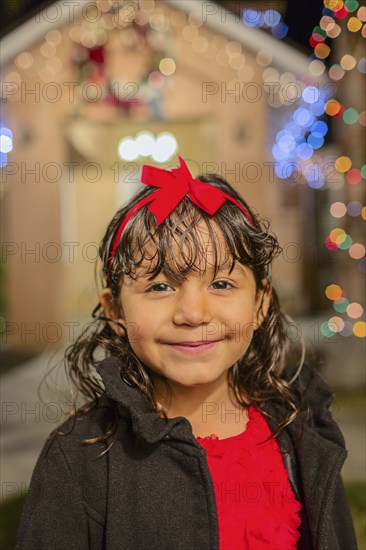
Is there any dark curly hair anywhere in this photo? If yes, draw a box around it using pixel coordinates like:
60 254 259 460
60 169 306 456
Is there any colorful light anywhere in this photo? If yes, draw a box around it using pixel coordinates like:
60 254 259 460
307 132 324 149
0 125 13 167
330 227 347 244
320 15 335 31
263 9 281 27
329 63 345 80
302 86 320 103
340 321 354 337
346 168 362 184
326 237 338 250
347 201 363 216
330 202 347 217
326 284 343 301
358 58 366 73
347 16 362 31
325 99 342 116
349 243 365 259
335 155 352 172
347 303 363 318
271 23 288 39
357 6 366 21
293 107 315 127
340 54 357 70
329 316 345 332
315 43 331 58
309 59 326 75
345 0 359 12
324 0 343 10
326 23 342 38
359 258 366 273
242 9 261 27
333 297 349 313
338 235 353 249
311 120 328 135
353 322 366 337
343 107 359 124
159 57 176 76
320 321 337 337
118 131 178 163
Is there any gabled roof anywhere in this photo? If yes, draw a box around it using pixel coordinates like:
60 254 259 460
1 0 325 82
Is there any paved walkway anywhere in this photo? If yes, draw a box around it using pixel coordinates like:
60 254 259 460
1 348 365 501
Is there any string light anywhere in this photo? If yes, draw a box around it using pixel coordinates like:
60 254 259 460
325 285 365 337
241 8 288 38
0 125 13 168
309 0 365 339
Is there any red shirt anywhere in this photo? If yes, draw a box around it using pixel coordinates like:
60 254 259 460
195 404 302 550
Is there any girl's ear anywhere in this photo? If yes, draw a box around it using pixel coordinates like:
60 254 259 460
99 288 126 337
253 282 272 330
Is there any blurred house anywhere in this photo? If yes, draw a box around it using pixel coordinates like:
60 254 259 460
1 0 364 389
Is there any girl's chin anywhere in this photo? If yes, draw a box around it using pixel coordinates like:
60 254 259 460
161 369 228 387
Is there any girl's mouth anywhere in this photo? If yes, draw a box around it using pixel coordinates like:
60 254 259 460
166 340 222 354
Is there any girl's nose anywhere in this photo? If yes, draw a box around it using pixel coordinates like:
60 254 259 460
172 284 213 326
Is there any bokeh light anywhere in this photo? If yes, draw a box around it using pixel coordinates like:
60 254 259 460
320 321 337 337
329 64 345 80
325 99 342 116
333 297 350 313
326 284 343 300
345 0 359 12
346 168 362 184
315 43 331 58
335 155 352 172
159 57 176 76
330 202 347 217
349 243 366 259
347 201 363 216
357 58 366 73
340 54 357 70
357 6 366 20
340 321 354 337
329 316 345 332
353 322 366 337
347 303 364 318
343 108 359 124
347 16 362 31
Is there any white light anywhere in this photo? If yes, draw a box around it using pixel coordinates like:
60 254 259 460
118 137 139 161
135 132 155 157
0 135 13 154
152 133 178 163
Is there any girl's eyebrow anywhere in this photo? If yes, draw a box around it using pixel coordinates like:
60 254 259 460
134 261 247 281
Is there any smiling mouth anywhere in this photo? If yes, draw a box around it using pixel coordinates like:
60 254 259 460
166 340 223 354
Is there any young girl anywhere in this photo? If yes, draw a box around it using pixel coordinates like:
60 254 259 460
16 157 357 550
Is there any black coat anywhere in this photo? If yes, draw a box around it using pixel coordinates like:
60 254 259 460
15 356 358 550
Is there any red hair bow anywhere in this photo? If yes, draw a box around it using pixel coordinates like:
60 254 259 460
108 156 254 273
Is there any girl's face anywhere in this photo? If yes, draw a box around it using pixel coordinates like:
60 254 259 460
101 221 270 390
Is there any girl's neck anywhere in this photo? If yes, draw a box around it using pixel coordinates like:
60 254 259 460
152 375 249 439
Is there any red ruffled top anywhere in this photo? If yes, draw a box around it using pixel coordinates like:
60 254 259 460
195 404 302 550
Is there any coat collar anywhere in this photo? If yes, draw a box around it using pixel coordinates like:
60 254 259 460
96 355 347 457
96 356 198 446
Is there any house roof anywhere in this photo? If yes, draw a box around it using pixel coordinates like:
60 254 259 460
1 0 326 82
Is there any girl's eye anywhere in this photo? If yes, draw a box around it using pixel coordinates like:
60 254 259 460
145 283 173 293
210 280 235 290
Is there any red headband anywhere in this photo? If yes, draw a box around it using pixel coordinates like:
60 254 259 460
107 156 254 275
